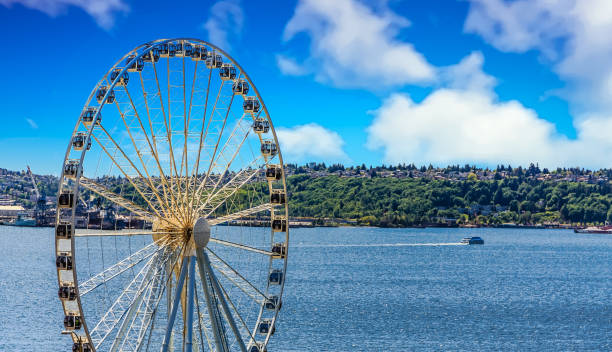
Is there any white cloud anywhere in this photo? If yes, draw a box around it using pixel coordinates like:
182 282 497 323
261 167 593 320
465 0 612 112
276 123 348 162
0 0 129 29
281 0 436 88
464 0 570 54
276 0 612 168
440 52 497 94
203 0 243 51
25 118 38 129
366 52 612 168
276 54 307 76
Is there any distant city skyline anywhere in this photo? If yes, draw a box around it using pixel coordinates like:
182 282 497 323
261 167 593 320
2 0 612 174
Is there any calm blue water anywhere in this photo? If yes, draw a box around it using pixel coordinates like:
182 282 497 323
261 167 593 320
1 225 611 351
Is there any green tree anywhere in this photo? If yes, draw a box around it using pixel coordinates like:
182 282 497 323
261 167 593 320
509 200 519 212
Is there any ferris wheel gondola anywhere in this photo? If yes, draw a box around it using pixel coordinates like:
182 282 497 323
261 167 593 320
55 38 289 352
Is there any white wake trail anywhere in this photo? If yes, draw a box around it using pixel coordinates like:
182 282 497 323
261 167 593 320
292 242 467 248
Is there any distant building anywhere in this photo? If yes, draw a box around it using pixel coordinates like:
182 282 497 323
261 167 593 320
0 205 26 218
0 195 14 206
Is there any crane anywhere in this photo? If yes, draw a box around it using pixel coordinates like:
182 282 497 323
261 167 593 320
26 165 40 200
26 165 46 225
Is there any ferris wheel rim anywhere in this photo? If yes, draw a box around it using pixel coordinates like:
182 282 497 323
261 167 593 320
55 37 290 352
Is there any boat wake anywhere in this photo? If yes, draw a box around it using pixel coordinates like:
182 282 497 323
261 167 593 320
292 242 467 248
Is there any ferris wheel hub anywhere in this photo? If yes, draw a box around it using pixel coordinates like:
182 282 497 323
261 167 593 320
193 217 211 249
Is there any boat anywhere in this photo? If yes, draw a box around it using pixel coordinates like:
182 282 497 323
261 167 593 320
7 213 37 227
461 236 484 245
574 225 612 234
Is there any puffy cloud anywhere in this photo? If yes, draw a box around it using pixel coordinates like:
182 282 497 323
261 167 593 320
465 0 612 112
440 52 497 94
0 0 128 29
464 0 571 54
281 0 435 88
367 91 564 167
203 0 243 51
367 52 612 168
276 123 348 162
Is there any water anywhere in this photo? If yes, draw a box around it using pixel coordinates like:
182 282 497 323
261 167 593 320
1 226 611 351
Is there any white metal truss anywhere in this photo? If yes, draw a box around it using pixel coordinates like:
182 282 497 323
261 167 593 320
208 238 274 257
89 253 159 348
112 247 173 351
89 125 165 214
196 157 265 216
208 203 275 226
207 248 268 304
79 177 155 221
79 242 160 296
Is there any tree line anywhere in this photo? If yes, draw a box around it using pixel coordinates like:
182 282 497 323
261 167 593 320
283 174 612 227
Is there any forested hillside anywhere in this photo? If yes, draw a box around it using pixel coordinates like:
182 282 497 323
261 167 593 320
3 166 612 228
285 174 612 227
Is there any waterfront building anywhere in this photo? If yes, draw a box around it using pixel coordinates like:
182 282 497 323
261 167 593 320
0 205 26 219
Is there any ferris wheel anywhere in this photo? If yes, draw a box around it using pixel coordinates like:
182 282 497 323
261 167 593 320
54 38 289 352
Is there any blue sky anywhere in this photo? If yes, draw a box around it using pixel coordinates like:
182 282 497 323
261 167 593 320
1 0 612 174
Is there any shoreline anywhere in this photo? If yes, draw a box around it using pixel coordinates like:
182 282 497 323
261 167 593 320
0 222 580 230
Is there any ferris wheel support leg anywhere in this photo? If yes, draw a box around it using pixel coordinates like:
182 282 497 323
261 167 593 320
196 249 229 352
204 251 248 352
166 251 175 351
185 256 196 352
161 257 189 352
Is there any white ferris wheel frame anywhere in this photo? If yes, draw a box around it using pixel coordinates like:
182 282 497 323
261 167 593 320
54 38 290 352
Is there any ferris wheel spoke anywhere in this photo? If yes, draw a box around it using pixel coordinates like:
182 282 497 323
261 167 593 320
79 242 160 296
198 93 235 190
206 248 267 304
94 122 166 206
194 155 264 215
124 82 176 213
89 250 161 348
205 105 260 182
208 203 275 226
109 85 167 216
152 59 183 220
88 126 169 220
204 80 250 180
180 60 198 220
197 249 248 352
74 232 182 250
195 111 253 214
171 54 191 213
165 55 181 190
108 247 173 352
137 70 181 220
190 69 217 182
209 238 275 257
79 177 154 221
114 253 169 352
192 75 236 205
75 230 158 237
198 164 265 218
180 55 190 180
188 66 213 218
166 55 194 214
